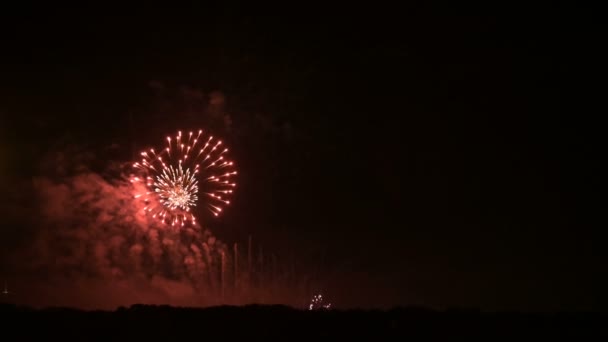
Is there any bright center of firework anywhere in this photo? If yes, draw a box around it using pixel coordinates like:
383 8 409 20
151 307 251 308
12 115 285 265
166 185 192 208
155 165 199 211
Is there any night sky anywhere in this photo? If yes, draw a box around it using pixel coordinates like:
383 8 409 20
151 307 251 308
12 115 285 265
0 4 604 311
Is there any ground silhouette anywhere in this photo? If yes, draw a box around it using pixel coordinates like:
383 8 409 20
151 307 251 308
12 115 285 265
1 303 604 339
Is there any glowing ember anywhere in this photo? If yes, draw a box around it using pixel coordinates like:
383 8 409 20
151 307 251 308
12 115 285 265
309 294 332 310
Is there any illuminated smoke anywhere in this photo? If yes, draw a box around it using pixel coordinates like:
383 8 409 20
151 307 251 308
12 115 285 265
4 146 315 310
1 147 232 309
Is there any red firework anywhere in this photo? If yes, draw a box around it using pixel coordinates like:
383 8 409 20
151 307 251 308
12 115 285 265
131 129 237 227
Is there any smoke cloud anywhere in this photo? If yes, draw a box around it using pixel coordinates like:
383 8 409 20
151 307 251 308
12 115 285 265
0 86 315 310
5 147 230 309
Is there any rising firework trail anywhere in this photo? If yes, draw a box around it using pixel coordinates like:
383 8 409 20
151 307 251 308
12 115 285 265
131 129 237 227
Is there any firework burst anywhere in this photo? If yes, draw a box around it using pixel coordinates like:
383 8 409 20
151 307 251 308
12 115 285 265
131 129 237 227
309 294 332 310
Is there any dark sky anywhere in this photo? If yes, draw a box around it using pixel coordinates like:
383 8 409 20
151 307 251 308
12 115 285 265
0 4 604 311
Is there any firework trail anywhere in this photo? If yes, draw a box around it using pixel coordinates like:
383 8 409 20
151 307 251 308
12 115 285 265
132 129 237 227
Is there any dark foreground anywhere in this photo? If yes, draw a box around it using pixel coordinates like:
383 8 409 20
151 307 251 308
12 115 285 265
1 303 605 339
